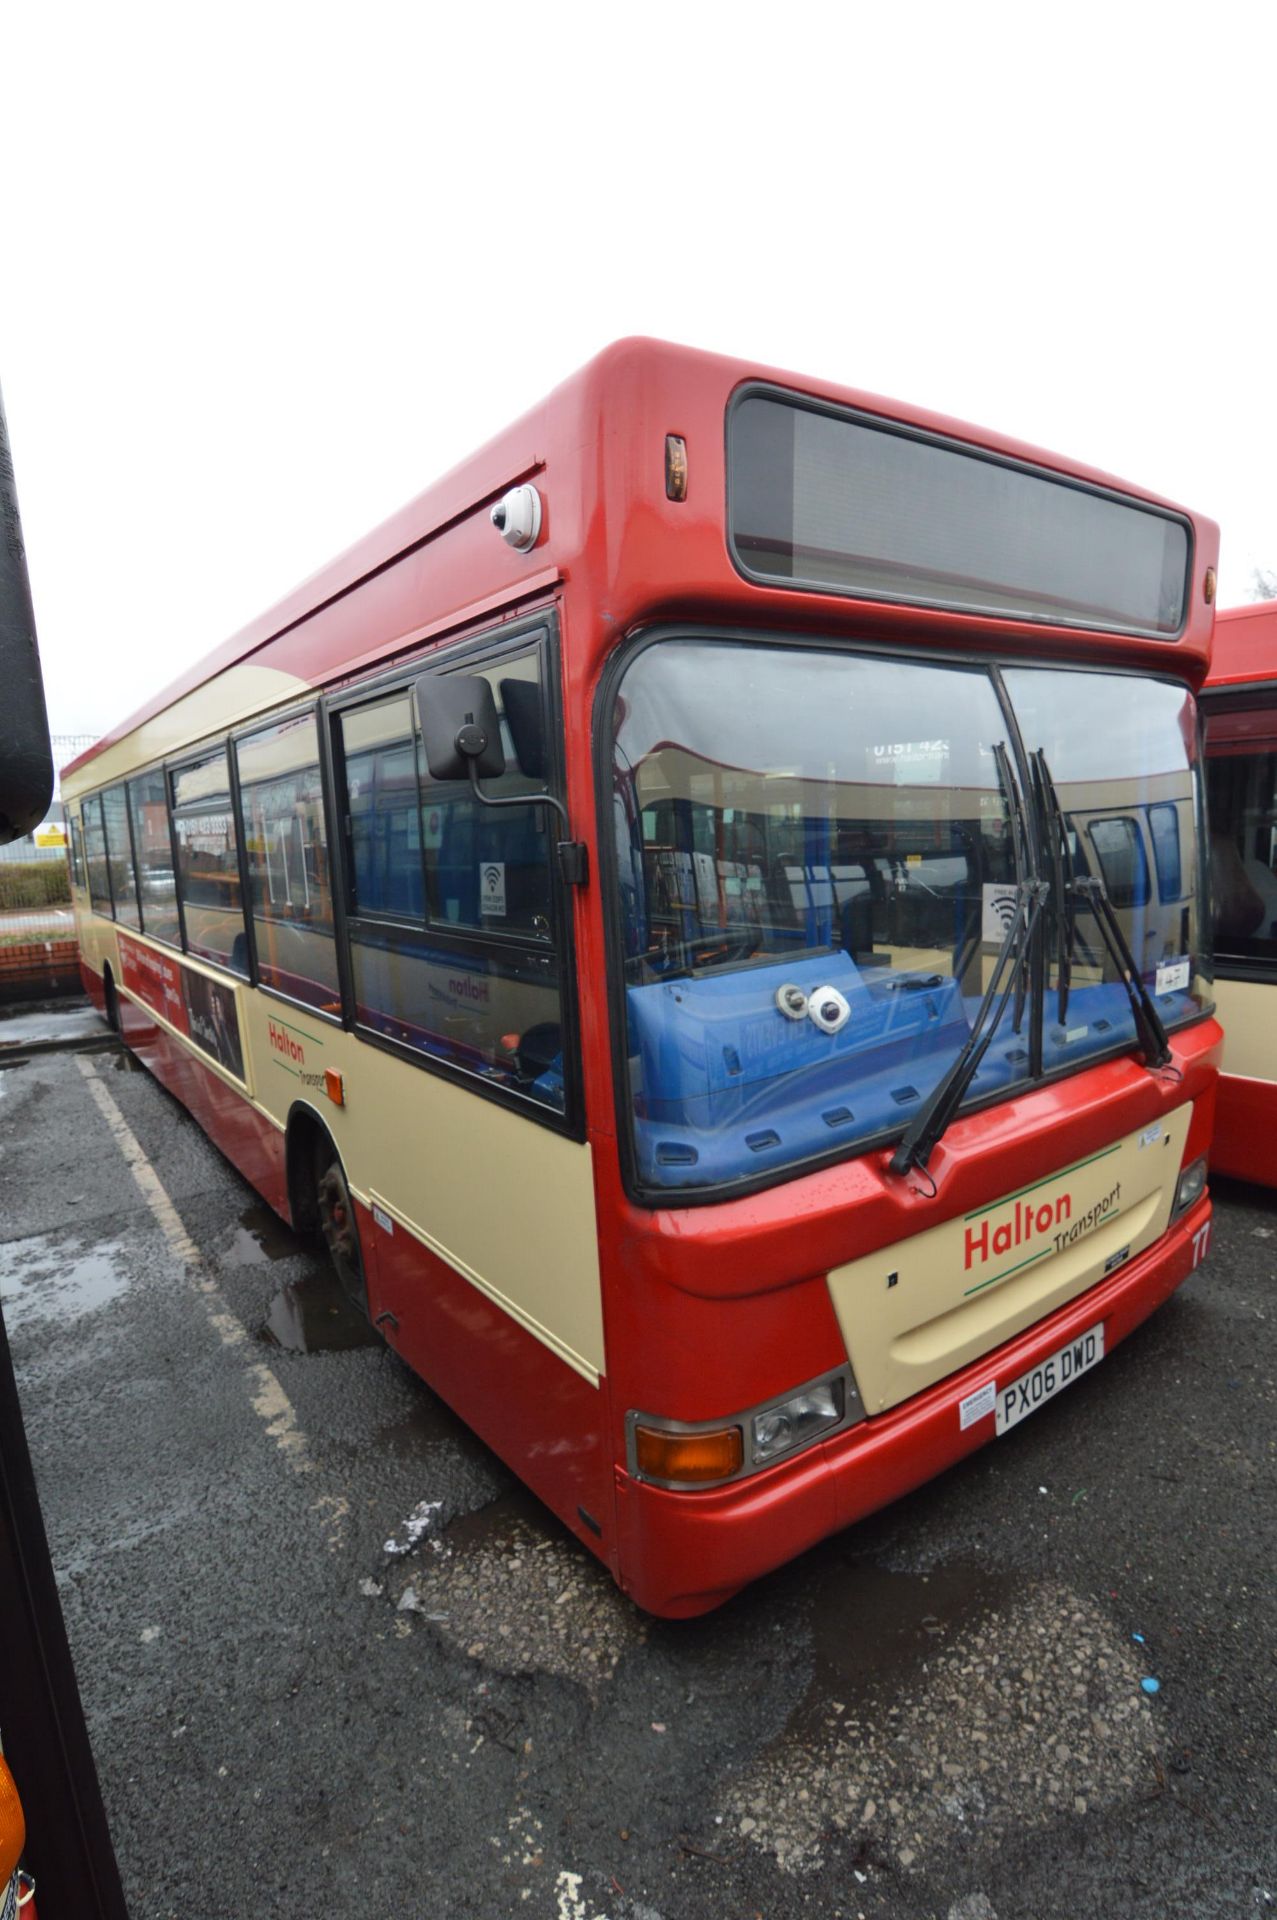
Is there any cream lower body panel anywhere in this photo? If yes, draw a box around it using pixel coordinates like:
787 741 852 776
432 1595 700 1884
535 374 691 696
236 995 606 1386
827 1106 1192 1414
1214 976 1277 1084
84 917 605 1388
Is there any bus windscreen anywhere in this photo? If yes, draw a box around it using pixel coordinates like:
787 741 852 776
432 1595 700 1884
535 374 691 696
729 392 1190 636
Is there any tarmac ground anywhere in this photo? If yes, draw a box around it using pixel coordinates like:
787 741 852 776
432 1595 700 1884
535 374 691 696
2 1004 1274 1920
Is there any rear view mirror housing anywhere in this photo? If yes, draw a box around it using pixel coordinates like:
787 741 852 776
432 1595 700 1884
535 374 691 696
410 662 587 888
413 673 505 782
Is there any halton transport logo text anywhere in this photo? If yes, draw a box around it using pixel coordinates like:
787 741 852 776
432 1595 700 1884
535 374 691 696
964 1181 1122 1271
269 1020 306 1065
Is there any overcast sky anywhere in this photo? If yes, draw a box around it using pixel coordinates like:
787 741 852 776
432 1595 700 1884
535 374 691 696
3 3 1274 760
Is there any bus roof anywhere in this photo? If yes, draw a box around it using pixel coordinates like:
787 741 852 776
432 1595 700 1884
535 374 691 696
63 336 1219 790
1205 600 1277 689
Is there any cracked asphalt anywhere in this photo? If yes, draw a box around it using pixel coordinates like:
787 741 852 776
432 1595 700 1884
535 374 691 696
1 1010 1274 1920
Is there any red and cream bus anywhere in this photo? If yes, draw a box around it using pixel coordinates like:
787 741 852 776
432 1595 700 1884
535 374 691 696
62 340 1220 1616
1203 599 1277 1186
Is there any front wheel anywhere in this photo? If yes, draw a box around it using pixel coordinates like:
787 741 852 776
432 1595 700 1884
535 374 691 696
315 1146 369 1318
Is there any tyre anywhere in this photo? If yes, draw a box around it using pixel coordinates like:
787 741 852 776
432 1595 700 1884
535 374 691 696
314 1142 369 1317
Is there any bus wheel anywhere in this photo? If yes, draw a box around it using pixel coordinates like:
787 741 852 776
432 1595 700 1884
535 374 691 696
315 1146 369 1318
103 965 120 1034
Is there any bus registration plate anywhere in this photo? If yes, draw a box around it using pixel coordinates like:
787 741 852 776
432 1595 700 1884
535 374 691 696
995 1323 1105 1435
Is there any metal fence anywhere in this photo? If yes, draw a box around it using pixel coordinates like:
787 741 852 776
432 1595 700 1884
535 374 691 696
0 735 97 1001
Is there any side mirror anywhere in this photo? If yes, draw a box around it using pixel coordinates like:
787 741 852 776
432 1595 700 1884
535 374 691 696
413 673 505 782
499 676 547 781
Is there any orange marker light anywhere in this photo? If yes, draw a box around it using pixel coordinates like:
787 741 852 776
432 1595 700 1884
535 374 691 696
324 1068 345 1107
1204 567 1217 605
0 1754 26 1888
634 1423 742 1485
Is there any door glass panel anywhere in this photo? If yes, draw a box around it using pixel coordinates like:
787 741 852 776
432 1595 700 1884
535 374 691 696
236 712 340 1012
171 749 248 974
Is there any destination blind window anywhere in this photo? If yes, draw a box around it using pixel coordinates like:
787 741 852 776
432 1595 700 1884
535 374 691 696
728 390 1190 635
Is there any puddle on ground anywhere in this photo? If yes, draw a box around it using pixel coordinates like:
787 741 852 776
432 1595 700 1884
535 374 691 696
795 1554 1013 1739
222 1203 301 1269
0 1005 105 1050
259 1267 380 1353
721 1551 1158 1874
0 1235 132 1330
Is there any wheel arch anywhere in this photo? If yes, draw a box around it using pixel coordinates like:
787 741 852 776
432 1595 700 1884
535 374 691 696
102 960 120 1033
284 1098 338 1234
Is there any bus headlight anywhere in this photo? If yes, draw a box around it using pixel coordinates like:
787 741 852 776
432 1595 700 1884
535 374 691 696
628 1367 862 1488
1174 1156 1207 1216
752 1379 844 1464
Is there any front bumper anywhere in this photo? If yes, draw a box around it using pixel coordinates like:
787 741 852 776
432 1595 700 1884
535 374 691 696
614 1193 1211 1616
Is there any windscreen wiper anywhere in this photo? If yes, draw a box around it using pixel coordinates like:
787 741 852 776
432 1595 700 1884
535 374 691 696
1035 751 1171 1070
1067 876 1172 1068
890 875 1048 1177
996 741 1030 1038
1032 749 1073 1023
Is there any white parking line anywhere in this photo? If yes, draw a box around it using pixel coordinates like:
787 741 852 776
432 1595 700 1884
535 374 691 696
74 1056 331 1504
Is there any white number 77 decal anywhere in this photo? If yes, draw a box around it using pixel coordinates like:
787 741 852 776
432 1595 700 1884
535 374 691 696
1191 1221 1211 1269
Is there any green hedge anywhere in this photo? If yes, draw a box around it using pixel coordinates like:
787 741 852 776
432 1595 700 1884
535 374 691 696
0 860 72 909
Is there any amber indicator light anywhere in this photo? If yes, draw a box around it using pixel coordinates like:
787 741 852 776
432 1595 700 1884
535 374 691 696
665 434 688 502
1204 567 1217 605
324 1067 345 1107
0 1754 26 1887
634 1422 743 1484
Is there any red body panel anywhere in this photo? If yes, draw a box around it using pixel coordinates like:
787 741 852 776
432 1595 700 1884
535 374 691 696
69 341 1224 1615
1204 599 1277 690
62 338 1220 785
114 979 288 1218
1209 1074 1277 1185
370 1214 614 1563
1204 602 1277 1187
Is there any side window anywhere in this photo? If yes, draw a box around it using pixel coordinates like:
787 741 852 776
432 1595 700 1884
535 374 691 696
235 710 340 1014
420 654 554 942
1086 816 1150 909
1148 802 1183 902
1205 703 1277 966
336 644 569 1117
171 748 248 975
128 770 182 945
101 785 140 928
67 808 86 891
83 795 113 916
343 695 424 919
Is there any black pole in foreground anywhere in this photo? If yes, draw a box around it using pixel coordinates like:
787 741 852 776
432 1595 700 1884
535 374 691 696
0 378 130 1915
0 384 53 839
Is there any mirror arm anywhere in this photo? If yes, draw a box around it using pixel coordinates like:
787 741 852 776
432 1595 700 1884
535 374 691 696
465 762 589 887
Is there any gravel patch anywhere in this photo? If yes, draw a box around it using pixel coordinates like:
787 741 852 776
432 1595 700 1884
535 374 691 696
392 1500 645 1692
722 1581 1158 1874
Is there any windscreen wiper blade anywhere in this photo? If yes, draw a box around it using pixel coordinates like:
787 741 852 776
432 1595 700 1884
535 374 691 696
1032 749 1073 1023
995 741 1030 1037
1034 750 1171 1070
1067 875 1172 1069
890 877 1048 1177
